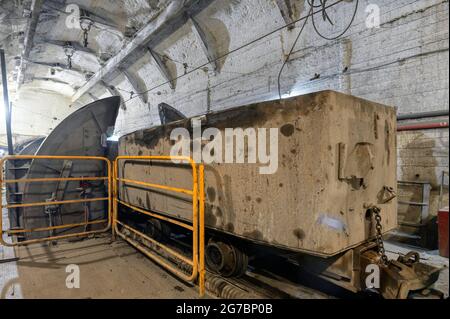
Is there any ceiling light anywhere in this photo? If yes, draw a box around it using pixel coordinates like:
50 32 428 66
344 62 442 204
63 42 75 69
80 10 94 47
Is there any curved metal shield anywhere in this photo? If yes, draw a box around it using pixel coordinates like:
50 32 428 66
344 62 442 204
20 97 120 240
6 137 45 229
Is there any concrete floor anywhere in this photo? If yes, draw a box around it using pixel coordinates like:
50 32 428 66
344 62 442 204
385 241 449 298
1 204 448 299
1 235 203 299
2 236 448 299
1 202 203 299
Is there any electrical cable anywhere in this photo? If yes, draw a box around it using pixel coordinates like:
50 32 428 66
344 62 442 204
311 0 359 41
115 87 134 95
277 0 359 99
114 0 347 109
277 6 313 100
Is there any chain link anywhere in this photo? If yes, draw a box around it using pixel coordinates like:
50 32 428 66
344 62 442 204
83 30 89 48
369 205 389 265
80 14 93 48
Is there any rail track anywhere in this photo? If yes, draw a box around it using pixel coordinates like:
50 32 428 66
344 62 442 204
118 225 446 300
118 226 362 299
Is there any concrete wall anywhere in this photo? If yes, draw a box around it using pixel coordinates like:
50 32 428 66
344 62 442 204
0 88 72 147
104 0 448 137
4 0 449 210
1 89 72 140
106 0 449 216
398 128 449 218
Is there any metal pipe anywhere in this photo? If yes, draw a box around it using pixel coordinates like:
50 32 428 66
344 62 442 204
0 49 14 155
3 197 109 209
199 164 205 297
4 176 108 184
397 121 449 132
117 199 194 231
0 155 113 247
439 171 449 210
117 177 193 195
7 219 108 234
398 110 449 121
1 49 20 230
113 156 203 291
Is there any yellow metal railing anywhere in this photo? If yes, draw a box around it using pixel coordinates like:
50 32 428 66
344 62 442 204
0 156 112 247
113 156 205 297
0 155 206 296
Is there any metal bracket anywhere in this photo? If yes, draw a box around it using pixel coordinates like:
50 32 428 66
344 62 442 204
148 48 176 90
120 68 148 104
158 103 187 125
275 0 295 27
190 16 219 74
100 80 126 110
88 92 98 102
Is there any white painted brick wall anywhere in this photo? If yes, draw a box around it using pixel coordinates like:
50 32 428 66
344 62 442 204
107 0 450 200
398 128 449 215
109 0 448 137
4 0 448 195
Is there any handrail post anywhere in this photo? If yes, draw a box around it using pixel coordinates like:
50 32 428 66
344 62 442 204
112 159 117 241
0 156 112 247
113 156 205 296
198 164 205 297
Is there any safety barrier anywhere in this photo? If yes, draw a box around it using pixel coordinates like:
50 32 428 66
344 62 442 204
113 156 205 297
0 155 205 296
0 156 112 247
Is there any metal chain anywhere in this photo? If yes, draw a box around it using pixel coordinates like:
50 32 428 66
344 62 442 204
83 30 90 48
80 12 93 48
370 205 389 265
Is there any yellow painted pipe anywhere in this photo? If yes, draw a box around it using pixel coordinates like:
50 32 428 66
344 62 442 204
117 178 193 196
116 220 193 266
3 177 108 184
113 156 202 290
6 219 108 234
0 155 113 247
3 197 109 209
0 227 110 247
116 200 194 231
115 229 198 283
198 164 206 297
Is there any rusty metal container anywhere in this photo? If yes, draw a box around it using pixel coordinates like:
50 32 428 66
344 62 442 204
119 91 397 257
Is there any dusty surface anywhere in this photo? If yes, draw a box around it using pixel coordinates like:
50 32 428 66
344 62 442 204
1 234 203 299
19 97 119 237
2 191 448 299
385 240 449 298
119 91 398 257
1 0 447 143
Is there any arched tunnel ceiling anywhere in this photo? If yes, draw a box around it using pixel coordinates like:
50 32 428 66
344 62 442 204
1 0 227 138
0 0 178 137
1 0 171 98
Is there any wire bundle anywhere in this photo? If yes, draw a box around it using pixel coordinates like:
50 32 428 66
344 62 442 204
277 0 360 99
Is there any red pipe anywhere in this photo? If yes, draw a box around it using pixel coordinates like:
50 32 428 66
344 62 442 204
397 121 449 132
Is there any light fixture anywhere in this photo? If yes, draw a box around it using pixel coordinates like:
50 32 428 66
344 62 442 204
79 10 94 47
63 42 75 69
107 134 120 142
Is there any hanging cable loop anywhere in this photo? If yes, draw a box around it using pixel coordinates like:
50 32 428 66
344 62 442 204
277 0 359 99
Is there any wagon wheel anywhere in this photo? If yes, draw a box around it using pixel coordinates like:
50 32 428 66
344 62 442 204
205 240 248 278
145 218 171 242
